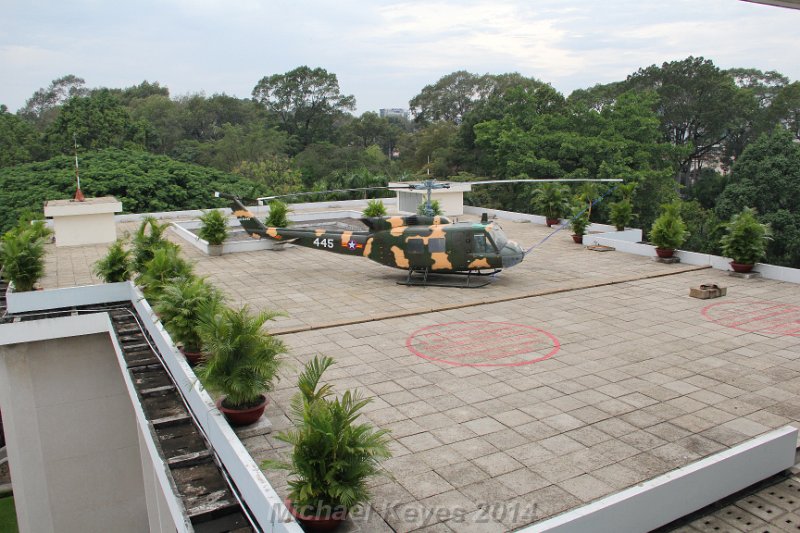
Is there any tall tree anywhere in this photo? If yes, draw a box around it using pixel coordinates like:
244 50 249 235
409 71 493 124
0 105 41 167
252 66 355 151
18 75 88 129
626 57 740 185
44 89 133 152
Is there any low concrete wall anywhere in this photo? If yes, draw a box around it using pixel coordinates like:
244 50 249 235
472 206 800 285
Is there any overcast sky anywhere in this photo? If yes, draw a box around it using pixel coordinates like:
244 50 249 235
2 0 799 115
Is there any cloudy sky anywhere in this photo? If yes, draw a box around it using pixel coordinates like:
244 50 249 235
2 0 799 115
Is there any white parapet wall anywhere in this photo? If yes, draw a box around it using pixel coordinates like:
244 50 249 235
528 425 798 533
44 196 122 247
469 205 800 285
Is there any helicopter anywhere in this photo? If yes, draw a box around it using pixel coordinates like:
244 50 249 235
216 178 622 288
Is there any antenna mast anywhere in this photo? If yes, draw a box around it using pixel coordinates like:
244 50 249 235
73 133 84 202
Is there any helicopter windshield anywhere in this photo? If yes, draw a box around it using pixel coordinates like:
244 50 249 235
487 226 507 250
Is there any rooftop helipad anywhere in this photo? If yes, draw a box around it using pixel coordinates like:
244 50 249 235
40 210 800 531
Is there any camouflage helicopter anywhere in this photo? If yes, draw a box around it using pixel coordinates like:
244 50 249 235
216 178 621 288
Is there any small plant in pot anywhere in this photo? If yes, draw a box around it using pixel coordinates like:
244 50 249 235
93 239 133 282
155 277 224 365
198 209 228 256
196 305 285 426
569 210 590 244
132 216 171 274
266 200 292 228
649 202 688 258
609 199 634 231
362 199 387 218
720 207 771 273
136 243 194 302
532 183 570 226
264 356 391 531
0 221 49 292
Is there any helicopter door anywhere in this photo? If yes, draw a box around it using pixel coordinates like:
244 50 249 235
405 237 426 268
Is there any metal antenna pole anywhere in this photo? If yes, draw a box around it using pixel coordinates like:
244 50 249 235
73 133 84 202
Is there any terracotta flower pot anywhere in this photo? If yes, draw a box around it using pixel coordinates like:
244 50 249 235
730 261 754 273
655 247 674 258
216 395 268 426
179 346 204 366
284 498 348 532
546 217 559 227
571 234 583 244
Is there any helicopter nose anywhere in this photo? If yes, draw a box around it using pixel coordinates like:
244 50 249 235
501 241 525 268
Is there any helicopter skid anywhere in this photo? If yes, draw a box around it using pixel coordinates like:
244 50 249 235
397 268 501 288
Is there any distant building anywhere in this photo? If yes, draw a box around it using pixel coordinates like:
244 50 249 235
379 108 407 119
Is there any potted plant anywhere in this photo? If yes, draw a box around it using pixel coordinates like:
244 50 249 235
649 202 688 258
136 243 194 302
196 305 285 426
610 182 637 231
532 183 570 226
362 199 387 217
265 356 390 531
93 239 133 282
569 211 590 244
417 199 443 216
266 200 291 228
720 207 771 273
155 277 224 365
132 216 171 274
0 222 48 292
198 209 228 256
609 199 634 231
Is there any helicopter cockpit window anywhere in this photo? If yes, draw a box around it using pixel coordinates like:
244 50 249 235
407 238 424 254
472 234 489 254
487 226 507 249
428 238 445 253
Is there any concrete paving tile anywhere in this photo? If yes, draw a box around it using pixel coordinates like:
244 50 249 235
492 409 535 427
503 486 580 528
459 479 518 508
463 416 507 436
619 429 668 451
515 420 561 440
398 470 454 500
447 437 499 461
530 456 585 483
592 462 649 490
539 434 587 454
564 425 614 447
541 412 584 432
434 462 490 489
419 489 478 523
568 405 611 424
721 417 771 437
558 473 615 503
443 509 507 533
473 451 524 477
646 421 695 442
442 405 484 424
619 452 671 479
506 442 555 465
399 432 444 453
429 425 478 445
416 446 468 469
495 468 550 496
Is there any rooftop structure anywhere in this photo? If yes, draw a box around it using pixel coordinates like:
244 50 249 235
2 199 800 531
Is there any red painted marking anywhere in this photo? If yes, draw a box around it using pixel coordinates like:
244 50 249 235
702 301 800 336
406 320 560 367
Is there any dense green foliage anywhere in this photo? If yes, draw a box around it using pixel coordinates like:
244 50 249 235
3 59 799 266
265 200 291 227
417 199 442 216
196 305 285 408
265 356 391 512
136 243 194 301
721 208 772 265
0 149 258 234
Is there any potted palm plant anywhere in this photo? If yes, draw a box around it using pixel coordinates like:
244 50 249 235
155 277 224 365
569 211 590 244
610 199 634 231
720 207 771 273
93 239 133 282
265 356 391 531
136 243 194 302
266 200 291 228
649 202 688 258
196 305 285 426
1 221 49 292
362 199 387 217
198 209 228 256
532 183 570 226
132 216 171 274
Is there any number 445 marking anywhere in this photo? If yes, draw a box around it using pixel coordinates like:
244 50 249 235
313 237 334 248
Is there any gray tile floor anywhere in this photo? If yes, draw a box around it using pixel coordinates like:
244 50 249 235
42 214 800 532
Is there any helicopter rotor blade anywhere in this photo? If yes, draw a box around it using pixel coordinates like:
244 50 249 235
256 186 414 204
464 178 623 186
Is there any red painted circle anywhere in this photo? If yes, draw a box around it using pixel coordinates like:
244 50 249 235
702 301 800 337
406 320 560 367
